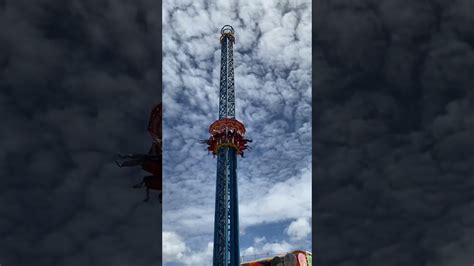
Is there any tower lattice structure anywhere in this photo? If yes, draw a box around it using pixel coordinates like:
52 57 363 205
204 25 251 266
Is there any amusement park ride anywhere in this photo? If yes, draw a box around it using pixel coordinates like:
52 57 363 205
200 25 251 266
240 250 312 266
113 25 311 266
202 25 312 266
115 103 162 202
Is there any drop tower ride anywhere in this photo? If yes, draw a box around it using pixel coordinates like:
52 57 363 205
204 25 251 266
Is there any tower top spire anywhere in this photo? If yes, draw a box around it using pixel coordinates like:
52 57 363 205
220 25 235 43
221 25 234 34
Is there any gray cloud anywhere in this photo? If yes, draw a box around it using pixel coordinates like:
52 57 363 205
315 0 474 265
0 0 162 265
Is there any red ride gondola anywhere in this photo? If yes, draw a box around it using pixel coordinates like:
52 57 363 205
116 104 162 202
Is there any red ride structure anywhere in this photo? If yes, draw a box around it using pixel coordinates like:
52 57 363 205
204 118 252 158
116 103 162 202
240 250 312 266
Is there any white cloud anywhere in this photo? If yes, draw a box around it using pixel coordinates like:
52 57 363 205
239 166 312 228
242 237 295 259
254 236 266 244
163 231 187 262
260 241 295 255
163 231 214 265
285 217 312 240
181 242 214 265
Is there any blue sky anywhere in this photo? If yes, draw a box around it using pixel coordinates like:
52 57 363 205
162 0 312 264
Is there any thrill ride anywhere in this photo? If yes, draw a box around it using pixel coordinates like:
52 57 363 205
116 103 162 202
202 25 251 266
240 250 312 266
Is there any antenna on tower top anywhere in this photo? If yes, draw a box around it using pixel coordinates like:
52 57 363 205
221 25 234 34
220 25 235 43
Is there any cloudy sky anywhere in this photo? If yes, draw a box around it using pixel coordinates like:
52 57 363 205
314 0 474 265
1 0 474 266
162 0 312 265
1 0 162 265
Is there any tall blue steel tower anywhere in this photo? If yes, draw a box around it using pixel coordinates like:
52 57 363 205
204 25 251 266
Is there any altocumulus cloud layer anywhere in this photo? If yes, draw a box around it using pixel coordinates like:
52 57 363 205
0 1 162 265
315 0 474 265
162 0 311 265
